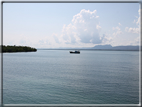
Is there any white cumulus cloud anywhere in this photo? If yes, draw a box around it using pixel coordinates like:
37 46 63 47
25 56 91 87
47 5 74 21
112 26 122 36
136 9 140 25
125 9 140 34
118 23 121 26
60 9 104 45
125 27 139 34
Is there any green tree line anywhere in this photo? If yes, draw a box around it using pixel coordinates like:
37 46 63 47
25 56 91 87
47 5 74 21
1 45 37 53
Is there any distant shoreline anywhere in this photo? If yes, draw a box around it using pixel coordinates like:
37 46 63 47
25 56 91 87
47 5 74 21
37 48 139 51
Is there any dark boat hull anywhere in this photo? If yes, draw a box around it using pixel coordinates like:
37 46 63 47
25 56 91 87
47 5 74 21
70 51 80 54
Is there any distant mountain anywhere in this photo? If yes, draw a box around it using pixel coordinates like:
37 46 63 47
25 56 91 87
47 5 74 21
93 45 112 49
93 45 139 51
112 46 139 50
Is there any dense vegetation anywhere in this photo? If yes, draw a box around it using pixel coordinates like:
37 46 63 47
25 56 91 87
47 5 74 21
1 45 37 53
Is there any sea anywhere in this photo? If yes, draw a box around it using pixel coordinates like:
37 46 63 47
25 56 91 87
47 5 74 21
3 50 139 104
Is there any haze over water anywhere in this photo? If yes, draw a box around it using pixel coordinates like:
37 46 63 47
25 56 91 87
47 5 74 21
3 50 139 104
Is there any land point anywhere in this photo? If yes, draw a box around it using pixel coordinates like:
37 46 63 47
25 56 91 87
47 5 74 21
1 45 37 53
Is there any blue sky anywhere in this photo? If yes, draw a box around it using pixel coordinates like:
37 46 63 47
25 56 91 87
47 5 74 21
3 3 140 48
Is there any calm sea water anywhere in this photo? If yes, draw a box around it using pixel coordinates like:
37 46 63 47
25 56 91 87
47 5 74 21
3 50 139 104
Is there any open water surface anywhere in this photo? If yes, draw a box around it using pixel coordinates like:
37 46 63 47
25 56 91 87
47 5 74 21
3 50 139 104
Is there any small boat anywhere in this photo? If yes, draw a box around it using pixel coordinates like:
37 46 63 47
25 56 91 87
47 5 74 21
70 50 80 54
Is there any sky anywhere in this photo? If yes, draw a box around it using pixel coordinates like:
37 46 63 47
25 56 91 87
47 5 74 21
3 2 140 48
